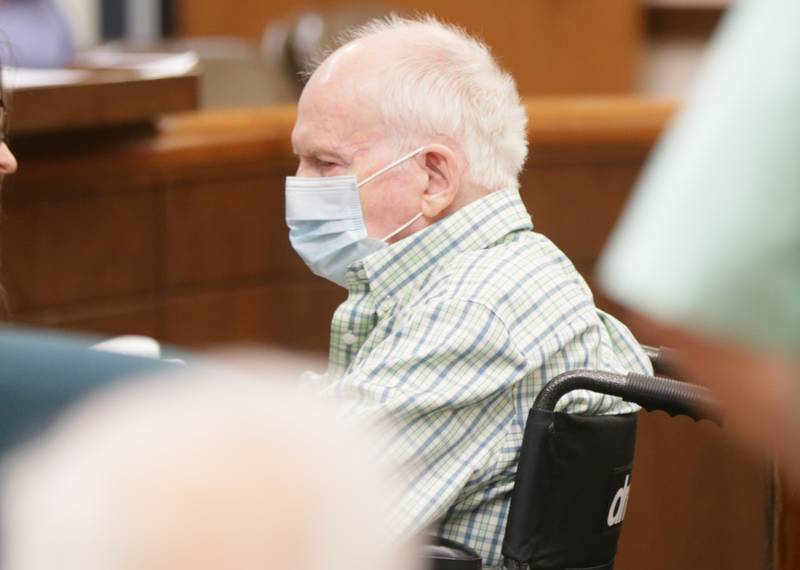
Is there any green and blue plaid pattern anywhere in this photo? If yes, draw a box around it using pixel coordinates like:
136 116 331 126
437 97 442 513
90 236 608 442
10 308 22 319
316 189 650 567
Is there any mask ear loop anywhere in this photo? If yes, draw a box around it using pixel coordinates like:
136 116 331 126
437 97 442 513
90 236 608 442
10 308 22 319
357 146 426 188
358 146 427 242
381 212 424 242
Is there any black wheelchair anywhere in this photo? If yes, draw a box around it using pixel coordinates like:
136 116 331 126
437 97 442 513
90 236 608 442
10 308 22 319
425 346 723 570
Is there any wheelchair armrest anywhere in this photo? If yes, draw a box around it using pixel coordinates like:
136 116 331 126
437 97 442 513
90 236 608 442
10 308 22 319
532 369 723 425
424 535 482 570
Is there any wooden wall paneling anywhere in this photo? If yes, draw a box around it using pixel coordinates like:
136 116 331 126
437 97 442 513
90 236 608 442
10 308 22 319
160 286 291 349
159 281 343 352
617 414 769 570
519 161 644 271
175 0 317 40
646 3 725 40
526 98 674 146
779 479 800 570
175 0 642 95
1 188 158 313
2 136 160 199
160 173 307 289
398 0 642 95
278 281 345 352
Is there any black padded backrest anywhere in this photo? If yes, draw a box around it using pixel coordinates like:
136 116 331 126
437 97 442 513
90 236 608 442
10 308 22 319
502 410 637 570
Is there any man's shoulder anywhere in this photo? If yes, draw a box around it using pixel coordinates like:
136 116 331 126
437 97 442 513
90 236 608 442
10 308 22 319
425 231 592 315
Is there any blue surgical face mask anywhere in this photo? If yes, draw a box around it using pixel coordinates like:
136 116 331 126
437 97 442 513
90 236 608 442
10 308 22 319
285 147 424 287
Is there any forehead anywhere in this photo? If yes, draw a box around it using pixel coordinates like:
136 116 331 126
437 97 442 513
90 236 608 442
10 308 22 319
291 46 385 153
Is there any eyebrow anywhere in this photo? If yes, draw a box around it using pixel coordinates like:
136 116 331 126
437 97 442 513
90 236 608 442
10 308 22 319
291 126 348 161
294 142 345 161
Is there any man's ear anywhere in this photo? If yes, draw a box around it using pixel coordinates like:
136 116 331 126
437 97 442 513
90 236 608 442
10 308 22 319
417 144 461 219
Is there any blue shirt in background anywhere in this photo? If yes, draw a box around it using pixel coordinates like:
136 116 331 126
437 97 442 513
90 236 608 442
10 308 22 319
0 0 74 68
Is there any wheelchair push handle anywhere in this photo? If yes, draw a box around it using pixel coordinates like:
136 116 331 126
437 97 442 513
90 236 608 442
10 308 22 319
625 372 723 425
532 369 724 426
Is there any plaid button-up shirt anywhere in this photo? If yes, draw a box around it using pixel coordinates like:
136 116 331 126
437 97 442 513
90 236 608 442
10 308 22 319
314 188 650 567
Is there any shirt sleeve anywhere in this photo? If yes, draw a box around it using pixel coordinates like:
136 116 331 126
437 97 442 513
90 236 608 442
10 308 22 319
318 298 527 536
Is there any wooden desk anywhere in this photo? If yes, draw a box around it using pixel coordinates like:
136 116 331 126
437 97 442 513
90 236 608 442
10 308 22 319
5 62 199 135
0 97 784 570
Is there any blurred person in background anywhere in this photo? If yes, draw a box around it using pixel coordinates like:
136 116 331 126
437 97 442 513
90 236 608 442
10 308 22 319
0 0 74 68
287 15 651 565
599 0 800 481
1 359 420 570
0 65 19 317
0 84 16 173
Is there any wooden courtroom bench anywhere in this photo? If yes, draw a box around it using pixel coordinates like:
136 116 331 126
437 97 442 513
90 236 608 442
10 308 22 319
0 97 783 570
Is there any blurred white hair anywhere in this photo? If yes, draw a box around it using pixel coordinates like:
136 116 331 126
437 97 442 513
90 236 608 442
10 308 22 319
1 355 418 570
323 14 529 192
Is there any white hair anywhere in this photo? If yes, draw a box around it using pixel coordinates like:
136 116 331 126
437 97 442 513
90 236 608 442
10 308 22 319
330 15 528 192
1 356 418 570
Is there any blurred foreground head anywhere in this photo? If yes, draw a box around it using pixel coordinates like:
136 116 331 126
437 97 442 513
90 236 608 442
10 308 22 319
1 357 418 570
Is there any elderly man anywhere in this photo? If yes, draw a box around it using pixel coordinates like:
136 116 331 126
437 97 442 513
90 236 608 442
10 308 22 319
286 16 650 566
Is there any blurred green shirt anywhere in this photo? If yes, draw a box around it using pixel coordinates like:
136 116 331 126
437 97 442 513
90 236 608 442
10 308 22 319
599 0 800 349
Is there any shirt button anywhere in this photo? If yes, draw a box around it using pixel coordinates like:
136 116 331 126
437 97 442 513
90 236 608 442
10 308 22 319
342 331 358 345
378 302 395 317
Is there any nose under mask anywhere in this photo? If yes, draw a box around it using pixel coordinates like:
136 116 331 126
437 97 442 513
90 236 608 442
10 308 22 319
285 147 425 287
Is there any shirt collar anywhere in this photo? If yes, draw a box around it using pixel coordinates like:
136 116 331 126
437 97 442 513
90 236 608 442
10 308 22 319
345 188 533 305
